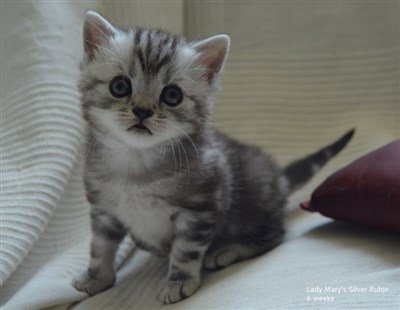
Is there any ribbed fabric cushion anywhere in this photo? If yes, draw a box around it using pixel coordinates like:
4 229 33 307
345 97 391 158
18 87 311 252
1 1 398 310
0 1 86 286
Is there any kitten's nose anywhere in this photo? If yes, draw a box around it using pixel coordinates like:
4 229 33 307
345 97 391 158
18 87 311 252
132 107 154 121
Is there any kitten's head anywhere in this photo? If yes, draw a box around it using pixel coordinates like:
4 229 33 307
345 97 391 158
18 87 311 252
80 11 230 148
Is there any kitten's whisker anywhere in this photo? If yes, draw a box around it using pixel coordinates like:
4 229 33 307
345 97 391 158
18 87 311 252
84 36 119 59
173 82 187 94
176 138 189 172
91 21 112 41
84 39 115 57
174 137 183 175
181 76 200 87
158 141 167 166
185 68 212 72
173 139 182 178
165 121 200 163
118 117 134 121
169 140 177 188
84 135 98 162
83 118 117 164
173 138 182 173
176 138 190 187
90 62 123 70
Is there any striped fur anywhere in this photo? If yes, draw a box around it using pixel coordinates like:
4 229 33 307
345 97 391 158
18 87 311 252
283 129 355 191
72 11 354 304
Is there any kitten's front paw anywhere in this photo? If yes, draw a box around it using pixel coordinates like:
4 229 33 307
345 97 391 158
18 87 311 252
160 279 200 304
72 271 115 295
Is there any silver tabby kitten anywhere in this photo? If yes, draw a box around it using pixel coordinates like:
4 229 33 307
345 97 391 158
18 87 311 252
72 11 354 304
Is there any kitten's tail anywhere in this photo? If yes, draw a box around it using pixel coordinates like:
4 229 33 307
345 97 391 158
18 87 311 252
282 129 355 192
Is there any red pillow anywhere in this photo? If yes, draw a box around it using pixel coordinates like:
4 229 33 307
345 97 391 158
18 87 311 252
301 140 400 233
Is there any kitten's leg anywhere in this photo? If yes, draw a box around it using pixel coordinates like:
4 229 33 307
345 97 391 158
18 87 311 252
72 209 126 295
160 214 215 304
204 232 284 270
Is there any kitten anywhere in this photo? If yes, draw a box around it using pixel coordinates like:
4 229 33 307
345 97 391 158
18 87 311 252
72 11 355 304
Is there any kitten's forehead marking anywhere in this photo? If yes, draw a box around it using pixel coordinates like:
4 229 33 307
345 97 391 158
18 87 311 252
131 27 182 78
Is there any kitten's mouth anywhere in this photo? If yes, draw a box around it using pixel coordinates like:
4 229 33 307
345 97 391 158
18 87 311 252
127 123 153 135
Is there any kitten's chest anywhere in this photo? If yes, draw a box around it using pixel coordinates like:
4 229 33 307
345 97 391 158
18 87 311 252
107 177 177 255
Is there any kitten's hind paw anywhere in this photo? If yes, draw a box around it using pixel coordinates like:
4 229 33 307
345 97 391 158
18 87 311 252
160 279 200 304
72 271 115 295
204 248 238 270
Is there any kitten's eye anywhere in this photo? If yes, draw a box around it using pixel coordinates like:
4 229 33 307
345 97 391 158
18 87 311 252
109 75 132 98
160 85 183 107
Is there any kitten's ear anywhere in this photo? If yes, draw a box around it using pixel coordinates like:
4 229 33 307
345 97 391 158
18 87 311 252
192 34 230 83
83 11 118 60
